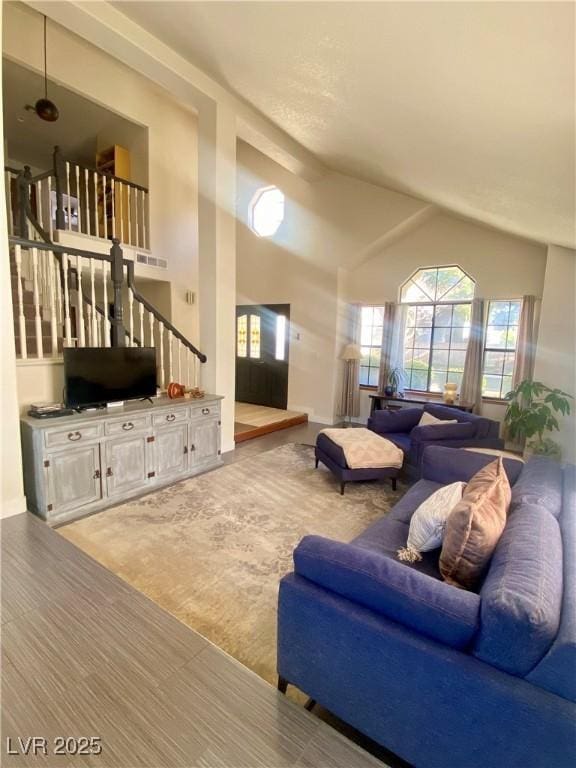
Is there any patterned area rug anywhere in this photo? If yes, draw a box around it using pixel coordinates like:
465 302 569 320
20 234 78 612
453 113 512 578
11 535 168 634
59 444 402 687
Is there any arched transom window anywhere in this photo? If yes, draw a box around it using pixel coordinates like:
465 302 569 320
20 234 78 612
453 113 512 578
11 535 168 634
400 266 475 393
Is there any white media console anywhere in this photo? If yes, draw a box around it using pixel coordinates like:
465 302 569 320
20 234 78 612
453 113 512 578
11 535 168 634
20 395 223 525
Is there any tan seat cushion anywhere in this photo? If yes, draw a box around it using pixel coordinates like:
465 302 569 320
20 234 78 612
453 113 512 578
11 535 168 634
440 457 511 589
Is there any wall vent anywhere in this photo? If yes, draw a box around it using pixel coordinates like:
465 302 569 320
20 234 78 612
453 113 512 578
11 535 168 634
136 254 167 269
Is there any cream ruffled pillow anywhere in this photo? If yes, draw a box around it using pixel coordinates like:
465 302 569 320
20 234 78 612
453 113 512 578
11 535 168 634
418 411 458 427
397 481 466 563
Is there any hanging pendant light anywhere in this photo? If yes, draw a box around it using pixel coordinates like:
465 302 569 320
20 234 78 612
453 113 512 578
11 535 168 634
25 16 59 122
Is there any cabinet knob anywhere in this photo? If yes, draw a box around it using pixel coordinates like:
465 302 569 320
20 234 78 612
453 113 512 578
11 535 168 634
166 414 176 422
202 407 210 415
67 431 81 441
106 467 113 477
190 444 195 452
93 469 101 479
122 422 134 431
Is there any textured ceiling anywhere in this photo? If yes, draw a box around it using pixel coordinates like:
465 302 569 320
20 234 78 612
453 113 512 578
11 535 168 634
114 1 575 246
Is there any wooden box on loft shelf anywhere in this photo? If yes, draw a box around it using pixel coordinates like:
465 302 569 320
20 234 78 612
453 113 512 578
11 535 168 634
96 144 131 242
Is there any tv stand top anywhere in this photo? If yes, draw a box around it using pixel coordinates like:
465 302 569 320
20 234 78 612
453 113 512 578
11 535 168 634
22 393 223 429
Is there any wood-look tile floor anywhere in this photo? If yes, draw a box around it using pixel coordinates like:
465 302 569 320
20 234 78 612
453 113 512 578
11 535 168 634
1 510 386 767
1 423 406 768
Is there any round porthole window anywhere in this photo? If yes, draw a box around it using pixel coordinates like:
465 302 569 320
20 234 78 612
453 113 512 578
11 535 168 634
249 186 285 237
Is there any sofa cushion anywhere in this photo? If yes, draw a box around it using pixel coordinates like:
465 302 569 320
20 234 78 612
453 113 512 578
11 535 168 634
381 432 412 454
411 421 476 442
422 445 523 486
440 458 510 589
353 515 443 581
510 456 563 518
294 535 480 649
355 479 446 580
368 407 422 435
473 504 563 677
527 465 576 700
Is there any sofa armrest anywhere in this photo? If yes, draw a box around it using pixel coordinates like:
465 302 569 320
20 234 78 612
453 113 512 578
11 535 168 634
293 535 480 649
368 408 421 435
411 421 476 442
421 446 523 485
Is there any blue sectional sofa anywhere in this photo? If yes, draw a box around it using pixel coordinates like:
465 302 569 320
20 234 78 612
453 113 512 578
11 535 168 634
368 403 504 478
277 446 576 768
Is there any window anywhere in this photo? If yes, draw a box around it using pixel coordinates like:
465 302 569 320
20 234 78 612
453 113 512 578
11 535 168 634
249 186 285 237
359 306 384 387
482 300 521 399
236 313 261 359
401 266 475 394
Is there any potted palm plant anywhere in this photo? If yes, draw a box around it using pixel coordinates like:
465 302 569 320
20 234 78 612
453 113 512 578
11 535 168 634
384 367 404 397
504 380 573 459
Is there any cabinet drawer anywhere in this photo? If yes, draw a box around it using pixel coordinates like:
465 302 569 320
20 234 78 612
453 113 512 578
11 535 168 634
152 409 189 427
190 403 220 420
45 423 102 448
105 415 150 436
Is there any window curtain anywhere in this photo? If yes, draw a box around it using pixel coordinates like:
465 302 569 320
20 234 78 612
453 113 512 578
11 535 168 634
460 298 485 412
377 302 397 392
338 304 361 418
513 295 536 387
378 303 408 394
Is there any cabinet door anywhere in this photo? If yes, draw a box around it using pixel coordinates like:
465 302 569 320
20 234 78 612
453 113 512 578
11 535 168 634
104 434 150 498
189 418 220 467
154 423 189 480
45 444 102 515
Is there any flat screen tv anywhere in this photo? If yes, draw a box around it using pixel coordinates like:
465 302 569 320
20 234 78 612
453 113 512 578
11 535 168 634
64 347 157 408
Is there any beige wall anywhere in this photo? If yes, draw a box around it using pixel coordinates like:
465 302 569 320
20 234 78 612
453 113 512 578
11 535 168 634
346 213 547 304
347 213 548 424
237 142 550 425
236 141 425 422
534 245 576 462
4 2 200 409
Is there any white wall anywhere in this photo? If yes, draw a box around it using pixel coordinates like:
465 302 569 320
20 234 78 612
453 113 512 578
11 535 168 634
534 246 576 462
4 2 200 409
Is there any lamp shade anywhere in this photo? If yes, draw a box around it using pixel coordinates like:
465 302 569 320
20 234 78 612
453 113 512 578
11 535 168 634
341 343 361 361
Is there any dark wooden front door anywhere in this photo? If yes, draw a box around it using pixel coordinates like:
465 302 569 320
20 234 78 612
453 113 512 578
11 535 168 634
235 305 290 409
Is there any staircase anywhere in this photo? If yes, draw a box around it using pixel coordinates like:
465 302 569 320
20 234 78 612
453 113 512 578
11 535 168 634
10 250 62 358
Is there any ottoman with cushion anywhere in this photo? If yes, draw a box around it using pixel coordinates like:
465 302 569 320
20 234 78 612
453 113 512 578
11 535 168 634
315 427 403 494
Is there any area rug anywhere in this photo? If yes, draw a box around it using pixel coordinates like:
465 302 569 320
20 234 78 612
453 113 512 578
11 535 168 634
58 443 402 687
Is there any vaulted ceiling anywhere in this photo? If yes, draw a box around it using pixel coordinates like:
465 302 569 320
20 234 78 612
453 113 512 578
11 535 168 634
114 1 575 247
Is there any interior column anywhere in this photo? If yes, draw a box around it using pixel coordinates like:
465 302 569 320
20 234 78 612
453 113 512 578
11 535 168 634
197 100 237 453
0 56 26 518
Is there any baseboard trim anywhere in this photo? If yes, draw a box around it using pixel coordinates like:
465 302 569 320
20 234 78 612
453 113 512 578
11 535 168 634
234 414 308 443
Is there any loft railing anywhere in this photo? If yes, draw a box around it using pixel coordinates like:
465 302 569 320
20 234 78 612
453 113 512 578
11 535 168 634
7 185 204 387
8 235 205 389
5 146 149 250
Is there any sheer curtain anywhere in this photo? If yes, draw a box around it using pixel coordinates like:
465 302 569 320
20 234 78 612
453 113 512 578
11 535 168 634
338 304 361 418
378 302 397 392
513 296 537 386
460 298 485 412
378 303 408 394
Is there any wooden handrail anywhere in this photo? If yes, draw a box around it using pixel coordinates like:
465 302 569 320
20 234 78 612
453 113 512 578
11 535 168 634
125 260 207 363
8 235 206 364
